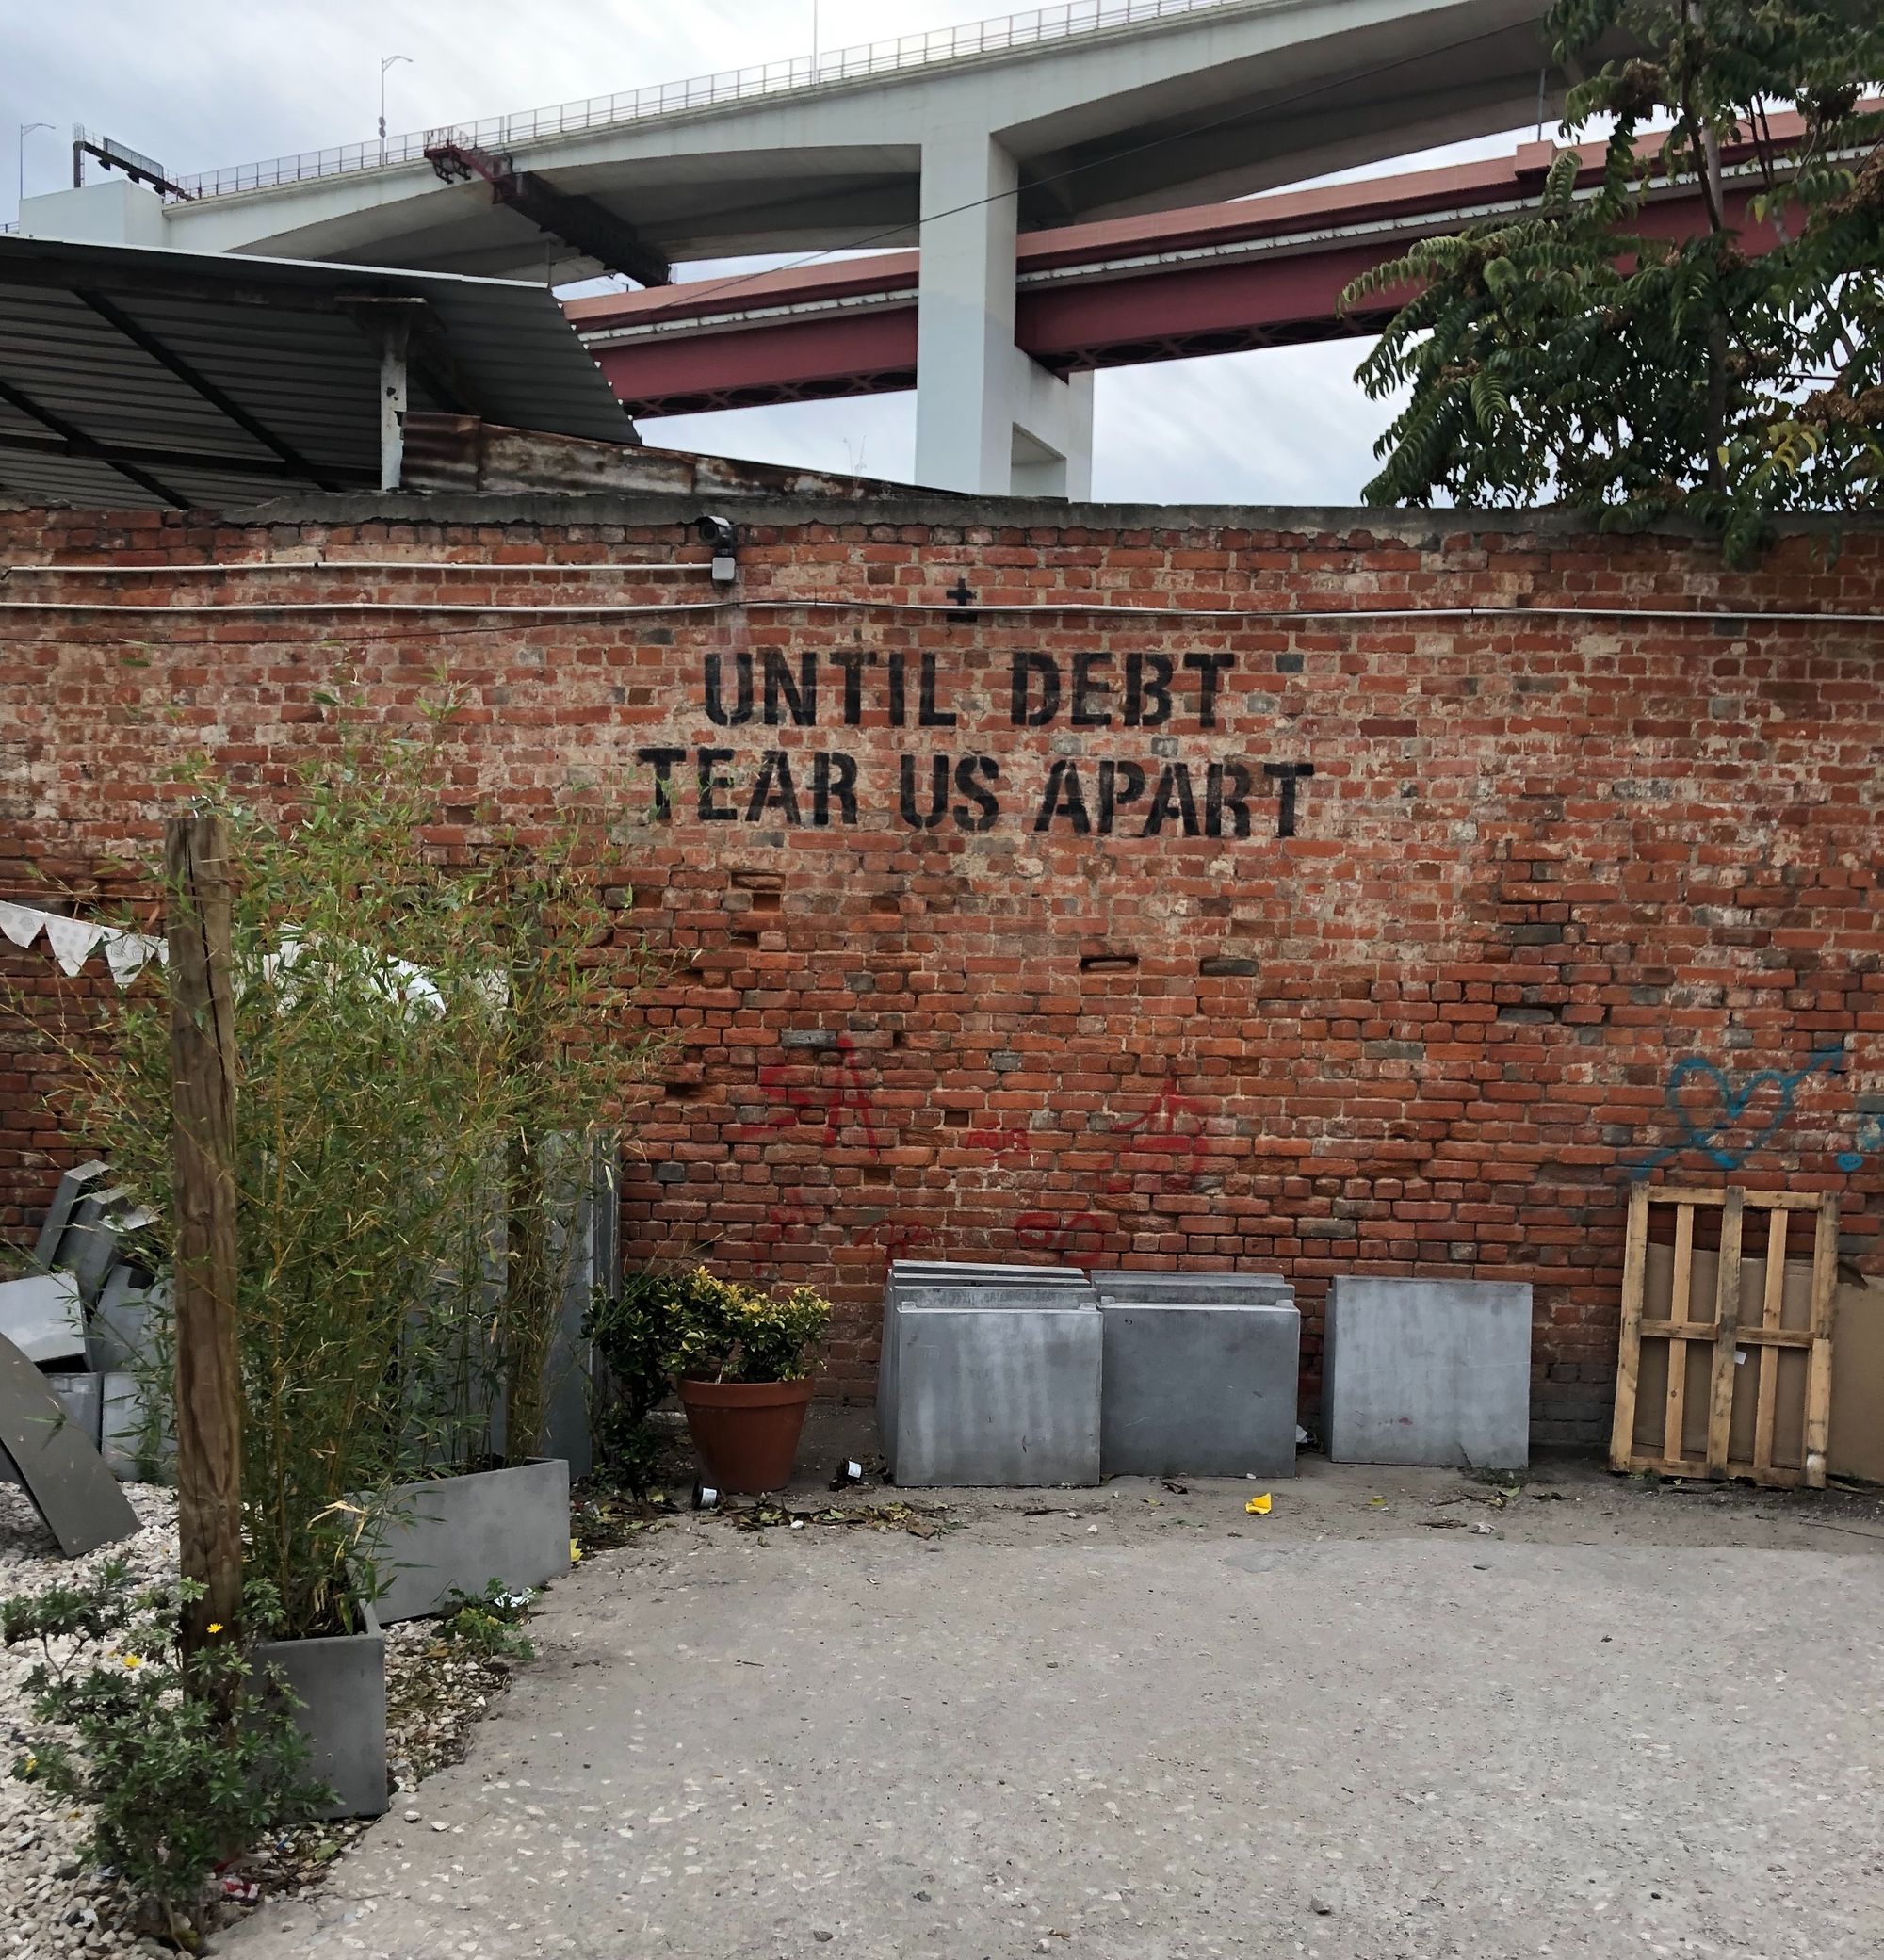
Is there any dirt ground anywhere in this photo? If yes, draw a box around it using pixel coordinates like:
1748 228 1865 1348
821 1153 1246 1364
219 1418 1884 1960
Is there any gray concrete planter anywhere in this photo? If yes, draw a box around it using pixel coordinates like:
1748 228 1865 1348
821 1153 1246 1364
252 1603 387 1820
363 1457 571 1624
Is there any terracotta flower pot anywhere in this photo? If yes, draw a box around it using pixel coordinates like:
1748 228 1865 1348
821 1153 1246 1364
677 1376 815 1494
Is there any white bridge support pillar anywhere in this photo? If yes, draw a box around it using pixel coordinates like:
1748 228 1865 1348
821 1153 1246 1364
913 131 1092 499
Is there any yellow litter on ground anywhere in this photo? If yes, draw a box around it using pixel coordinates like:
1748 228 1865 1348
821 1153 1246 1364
1244 1493 1272 1515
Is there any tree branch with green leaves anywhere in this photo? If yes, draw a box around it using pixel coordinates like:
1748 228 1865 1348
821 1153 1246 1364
1344 0 1884 561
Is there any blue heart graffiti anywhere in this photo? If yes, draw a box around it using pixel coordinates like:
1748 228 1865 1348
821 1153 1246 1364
1631 1042 1858 1179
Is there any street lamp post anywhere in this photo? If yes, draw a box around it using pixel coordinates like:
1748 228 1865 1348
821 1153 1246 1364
17 121 52 219
379 54 412 165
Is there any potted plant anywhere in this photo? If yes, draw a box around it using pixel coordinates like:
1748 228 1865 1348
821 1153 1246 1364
664 1268 831 1493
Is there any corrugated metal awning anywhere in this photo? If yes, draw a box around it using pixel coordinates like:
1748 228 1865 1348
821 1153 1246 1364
0 234 637 510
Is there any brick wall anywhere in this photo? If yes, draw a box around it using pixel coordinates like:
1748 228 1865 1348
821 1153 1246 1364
4 494 1882 1448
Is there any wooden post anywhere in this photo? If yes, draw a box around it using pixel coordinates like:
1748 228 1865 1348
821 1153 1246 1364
166 812 242 1657
1608 1182 1650 1473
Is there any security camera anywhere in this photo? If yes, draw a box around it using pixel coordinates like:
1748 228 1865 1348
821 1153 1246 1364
696 513 739 586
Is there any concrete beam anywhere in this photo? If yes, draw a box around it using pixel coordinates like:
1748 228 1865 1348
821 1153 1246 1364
913 132 1093 496
28 0 1559 277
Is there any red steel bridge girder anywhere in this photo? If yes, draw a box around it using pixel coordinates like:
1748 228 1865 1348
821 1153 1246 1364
572 123 1800 418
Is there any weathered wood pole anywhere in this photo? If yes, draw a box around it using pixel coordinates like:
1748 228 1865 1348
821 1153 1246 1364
166 811 242 1656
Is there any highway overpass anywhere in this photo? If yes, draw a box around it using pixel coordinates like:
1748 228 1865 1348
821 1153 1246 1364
22 0 1567 494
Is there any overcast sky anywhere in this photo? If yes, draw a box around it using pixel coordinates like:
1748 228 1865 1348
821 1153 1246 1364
6 0 1535 503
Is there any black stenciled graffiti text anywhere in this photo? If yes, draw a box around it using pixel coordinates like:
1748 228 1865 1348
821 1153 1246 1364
635 648 1313 838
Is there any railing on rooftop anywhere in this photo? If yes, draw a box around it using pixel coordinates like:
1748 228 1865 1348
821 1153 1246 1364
169 0 1245 201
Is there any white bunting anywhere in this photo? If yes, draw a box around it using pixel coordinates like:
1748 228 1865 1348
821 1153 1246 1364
103 929 165 987
0 901 43 949
41 913 106 977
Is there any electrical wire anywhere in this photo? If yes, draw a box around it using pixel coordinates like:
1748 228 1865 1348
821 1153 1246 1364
1 595 1879 624
0 558 706 577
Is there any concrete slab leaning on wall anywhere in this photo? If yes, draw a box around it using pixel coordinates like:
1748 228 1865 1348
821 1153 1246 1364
1324 1277 1533 1470
1099 1299 1300 1478
889 1303 1102 1487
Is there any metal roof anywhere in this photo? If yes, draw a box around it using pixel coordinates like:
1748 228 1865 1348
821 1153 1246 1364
0 234 636 510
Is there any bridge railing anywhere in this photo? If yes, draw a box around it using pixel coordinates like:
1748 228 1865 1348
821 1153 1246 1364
168 0 1241 200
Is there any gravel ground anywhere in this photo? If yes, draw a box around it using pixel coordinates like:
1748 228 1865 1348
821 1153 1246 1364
0 1482 548 1958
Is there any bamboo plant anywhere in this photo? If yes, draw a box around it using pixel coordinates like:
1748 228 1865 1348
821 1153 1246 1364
41 714 664 1637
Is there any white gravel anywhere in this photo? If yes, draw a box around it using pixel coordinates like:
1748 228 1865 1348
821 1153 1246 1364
0 1482 530 1955
0 1479 178 1957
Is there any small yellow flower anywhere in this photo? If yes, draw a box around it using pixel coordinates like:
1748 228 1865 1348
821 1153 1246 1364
206 1623 224 1635
569 1539 583 1564
121 1654 143 1670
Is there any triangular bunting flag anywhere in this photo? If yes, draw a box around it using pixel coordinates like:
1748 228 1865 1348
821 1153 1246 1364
104 929 165 986
0 901 43 949
41 913 106 977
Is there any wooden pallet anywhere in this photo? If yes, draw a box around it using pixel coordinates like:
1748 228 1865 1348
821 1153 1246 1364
1609 1185 1839 1489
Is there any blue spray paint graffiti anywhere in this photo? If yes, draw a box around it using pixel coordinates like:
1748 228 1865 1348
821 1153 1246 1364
1839 1115 1884 1175
1630 1042 1852 1179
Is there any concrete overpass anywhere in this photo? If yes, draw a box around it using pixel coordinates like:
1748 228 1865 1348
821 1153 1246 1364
21 0 1566 495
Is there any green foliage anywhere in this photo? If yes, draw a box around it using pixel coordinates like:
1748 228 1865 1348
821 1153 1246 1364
2 1563 327 1936
433 1580 536 1661
585 1269 681 1492
662 1268 832 1385
1345 0 1884 560
67 734 512 1633
49 705 666 1636
590 1265 832 1402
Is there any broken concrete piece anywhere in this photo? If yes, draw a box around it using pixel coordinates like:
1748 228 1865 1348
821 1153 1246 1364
1324 1277 1533 1470
30 1159 110 1268
89 1263 164 1372
0 1272 88 1366
60 1189 139 1304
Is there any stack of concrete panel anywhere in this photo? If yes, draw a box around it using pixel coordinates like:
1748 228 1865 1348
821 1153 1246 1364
16 1171 168 1481
881 1262 1100 1486
1090 1270 1292 1305
89 1267 171 1480
1089 1269 1301 1478
0 1272 101 1476
0 1272 88 1368
1324 1276 1533 1469
31 1161 111 1270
